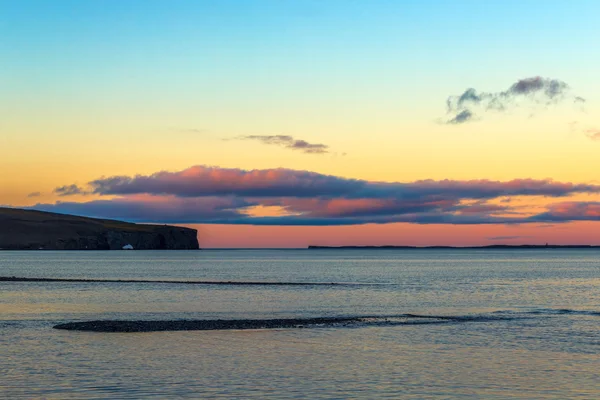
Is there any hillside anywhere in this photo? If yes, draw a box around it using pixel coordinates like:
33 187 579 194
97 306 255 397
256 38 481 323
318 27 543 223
0 208 199 250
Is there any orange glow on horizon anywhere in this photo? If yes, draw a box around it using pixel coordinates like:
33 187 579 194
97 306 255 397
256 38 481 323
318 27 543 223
184 221 600 248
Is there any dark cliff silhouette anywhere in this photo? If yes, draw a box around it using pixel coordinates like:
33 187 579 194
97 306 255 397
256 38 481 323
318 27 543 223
0 207 199 250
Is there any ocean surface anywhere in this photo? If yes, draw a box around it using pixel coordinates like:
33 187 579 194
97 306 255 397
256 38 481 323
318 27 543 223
2 249 600 399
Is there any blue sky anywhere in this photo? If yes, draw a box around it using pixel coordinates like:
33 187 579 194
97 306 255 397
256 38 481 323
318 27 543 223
3 0 599 105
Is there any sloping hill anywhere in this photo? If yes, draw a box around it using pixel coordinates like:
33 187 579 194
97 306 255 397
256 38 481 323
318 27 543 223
0 208 199 250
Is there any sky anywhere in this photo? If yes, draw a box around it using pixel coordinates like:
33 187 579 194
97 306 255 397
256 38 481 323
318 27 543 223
1 0 599 247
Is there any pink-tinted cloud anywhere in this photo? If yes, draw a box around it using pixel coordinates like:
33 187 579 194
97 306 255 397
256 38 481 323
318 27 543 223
586 129 600 141
534 202 600 221
56 165 600 200
37 165 600 225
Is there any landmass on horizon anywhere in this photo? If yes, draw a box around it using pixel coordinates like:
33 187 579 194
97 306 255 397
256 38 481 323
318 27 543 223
0 208 199 250
308 245 600 250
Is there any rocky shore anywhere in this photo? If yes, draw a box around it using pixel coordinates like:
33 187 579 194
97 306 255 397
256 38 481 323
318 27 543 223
53 317 365 332
52 314 464 332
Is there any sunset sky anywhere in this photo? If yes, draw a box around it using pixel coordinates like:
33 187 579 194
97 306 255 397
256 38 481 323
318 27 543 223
2 0 599 247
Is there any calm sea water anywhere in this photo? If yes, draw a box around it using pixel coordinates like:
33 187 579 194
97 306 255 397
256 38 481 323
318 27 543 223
2 249 600 399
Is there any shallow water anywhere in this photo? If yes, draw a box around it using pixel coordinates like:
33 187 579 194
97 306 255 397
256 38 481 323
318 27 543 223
2 249 600 398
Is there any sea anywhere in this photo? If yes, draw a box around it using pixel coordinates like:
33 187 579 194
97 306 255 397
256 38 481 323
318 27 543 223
1 249 600 399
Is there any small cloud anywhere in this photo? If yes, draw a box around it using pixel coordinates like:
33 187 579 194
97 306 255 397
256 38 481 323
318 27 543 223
443 76 584 124
53 184 89 196
486 235 532 241
170 127 207 134
235 135 330 154
447 109 474 125
586 129 600 141
568 121 580 132
27 192 41 198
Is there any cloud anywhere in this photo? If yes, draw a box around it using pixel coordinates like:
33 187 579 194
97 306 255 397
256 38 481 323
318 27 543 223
30 199 519 225
444 76 583 124
509 77 567 97
530 202 600 222
486 235 532 241
33 195 254 223
53 184 89 196
27 192 41 198
32 165 600 225
451 201 510 215
447 109 474 124
33 197 600 226
86 167 363 198
236 135 330 154
167 127 208 134
83 166 600 200
179 128 205 133
586 129 600 141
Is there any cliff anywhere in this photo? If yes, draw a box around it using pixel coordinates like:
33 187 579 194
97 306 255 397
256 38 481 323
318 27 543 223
0 208 199 250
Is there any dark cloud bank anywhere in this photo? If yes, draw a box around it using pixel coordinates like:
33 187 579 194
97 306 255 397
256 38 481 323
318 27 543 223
29 165 600 226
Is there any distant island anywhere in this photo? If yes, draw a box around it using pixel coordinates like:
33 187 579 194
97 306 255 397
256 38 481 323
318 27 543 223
308 245 600 250
0 207 199 250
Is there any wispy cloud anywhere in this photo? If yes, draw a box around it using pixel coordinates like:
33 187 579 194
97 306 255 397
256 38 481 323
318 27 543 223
443 76 584 124
235 135 330 154
172 128 207 134
27 191 41 198
486 235 532 241
32 165 600 225
586 129 600 141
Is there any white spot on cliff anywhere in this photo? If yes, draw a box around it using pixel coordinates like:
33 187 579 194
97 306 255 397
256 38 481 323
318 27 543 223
122 244 134 250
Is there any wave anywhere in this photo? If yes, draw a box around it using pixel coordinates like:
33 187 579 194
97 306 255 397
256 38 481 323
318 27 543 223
1 276 383 287
521 308 600 317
